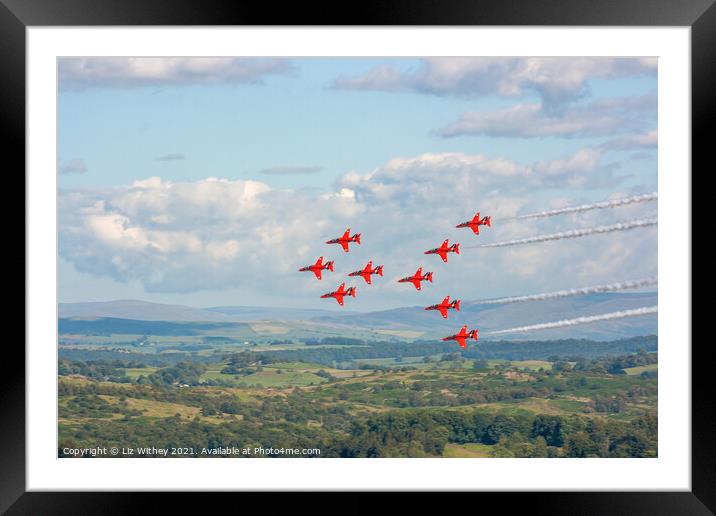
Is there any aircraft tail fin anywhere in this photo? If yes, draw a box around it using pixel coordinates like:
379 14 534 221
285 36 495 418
354 233 361 245
454 299 461 311
327 261 334 272
454 243 460 254
426 272 433 283
485 216 491 227
375 265 383 276
472 329 479 340
350 286 357 297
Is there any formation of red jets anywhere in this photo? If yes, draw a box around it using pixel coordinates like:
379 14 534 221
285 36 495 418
297 212 491 349
298 228 379 307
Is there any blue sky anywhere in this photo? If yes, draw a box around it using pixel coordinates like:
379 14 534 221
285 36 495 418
58 57 658 310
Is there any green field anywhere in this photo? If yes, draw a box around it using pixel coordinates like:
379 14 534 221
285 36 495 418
200 368 327 387
123 367 158 379
510 360 553 371
59 337 658 458
624 364 658 375
443 443 494 458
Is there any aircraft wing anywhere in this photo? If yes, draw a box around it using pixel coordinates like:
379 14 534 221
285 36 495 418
472 225 480 235
455 337 467 349
335 295 344 306
313 269 322 280
438 250 448 262
438 307 448 318
362 273 372 285
342 229 351 239
340 241 350 253
411 278 422 290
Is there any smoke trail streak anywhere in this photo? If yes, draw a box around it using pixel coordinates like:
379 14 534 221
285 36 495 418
469 217 657 249
478 277 658 305
509 192 657 221
485 306 658 336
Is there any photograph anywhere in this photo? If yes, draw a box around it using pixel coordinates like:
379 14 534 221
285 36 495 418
56 56 659 459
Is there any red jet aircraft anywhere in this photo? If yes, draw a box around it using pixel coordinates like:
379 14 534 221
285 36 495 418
442 325 478 349
348 261 384 285
456 212 491 235
320 282 357 306
424 239 460 263
397 267 433 291
425 295 461 319
326 228 361 253
298 256 334 280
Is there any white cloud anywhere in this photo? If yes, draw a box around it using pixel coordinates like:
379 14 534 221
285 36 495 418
155 153 186 161
60 176 364 293
59 149 655 301
338 148 617 201
59 57 295 90
600 130 658 150
332 57 656 105
58 158 88 175
438 94 656 139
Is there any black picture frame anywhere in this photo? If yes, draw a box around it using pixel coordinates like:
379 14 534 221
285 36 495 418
5 0 708 513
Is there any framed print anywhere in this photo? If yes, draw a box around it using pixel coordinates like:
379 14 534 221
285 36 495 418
6 0 710 512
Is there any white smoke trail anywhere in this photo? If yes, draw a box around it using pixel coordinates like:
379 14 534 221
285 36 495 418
509 192 657 220
469 217 657 249
485 306 658 336
478 277 658 305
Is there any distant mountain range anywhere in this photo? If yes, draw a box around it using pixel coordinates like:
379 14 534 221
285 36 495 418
318 292 657 341
59 299 358 322
59 291 657 341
